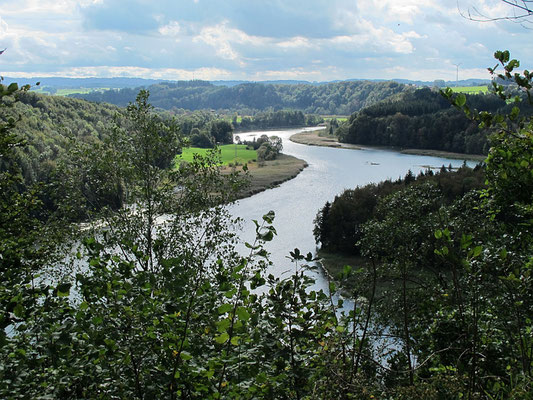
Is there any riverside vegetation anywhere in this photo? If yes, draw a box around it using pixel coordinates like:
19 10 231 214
1 51 532 398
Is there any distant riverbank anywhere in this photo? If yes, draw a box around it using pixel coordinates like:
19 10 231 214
290 129 486 162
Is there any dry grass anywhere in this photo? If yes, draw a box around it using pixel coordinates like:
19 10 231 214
400 149 486 161
290 130 362 150
220 154 308 199
291 130 485 162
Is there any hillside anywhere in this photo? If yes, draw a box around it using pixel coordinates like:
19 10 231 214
70 80 412 115
336 88 516 155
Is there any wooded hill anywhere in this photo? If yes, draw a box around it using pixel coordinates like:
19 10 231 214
336 88 525 154
314 164 486 255
70 80 411 115
5 92 221 186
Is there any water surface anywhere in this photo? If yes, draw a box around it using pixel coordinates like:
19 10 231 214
230 128 478 292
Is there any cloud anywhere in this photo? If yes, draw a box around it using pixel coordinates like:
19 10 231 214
80 0 160 33
0 17 9 35
159 21 181 37
193 21 270 65
2 65 233 80
277 37 314 50
1 0 533 82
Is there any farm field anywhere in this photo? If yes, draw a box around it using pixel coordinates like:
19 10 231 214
32 87 111 96
450 85 489 94
322 115 348 122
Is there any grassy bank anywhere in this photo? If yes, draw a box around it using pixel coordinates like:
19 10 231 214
400 148 486 161
176 145 308 200
221 153 308 199
290 129 362 150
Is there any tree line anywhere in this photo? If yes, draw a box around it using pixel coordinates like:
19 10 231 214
335 87 524 154
70 80 411 115
314 164 486 254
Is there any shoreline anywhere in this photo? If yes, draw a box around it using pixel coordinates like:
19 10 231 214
221 153 308 200
290 129 486 162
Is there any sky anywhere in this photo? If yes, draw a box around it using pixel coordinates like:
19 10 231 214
0 0 532 82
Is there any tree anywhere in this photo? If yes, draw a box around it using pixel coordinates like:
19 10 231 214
210 120 233 144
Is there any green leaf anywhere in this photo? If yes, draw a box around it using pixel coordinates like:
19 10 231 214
231 336 240 346
13 303 24 318
236 306 250 322
218 304 232 314
180 351 192 361
56 283 71 297
455 93 466 107
215 332 229 344
216 319 231 333
472 246 483 258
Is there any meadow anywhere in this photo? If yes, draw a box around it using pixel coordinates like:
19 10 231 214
450 85 489 94
176 144 257 166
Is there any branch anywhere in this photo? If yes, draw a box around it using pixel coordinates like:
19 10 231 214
459 0 533 27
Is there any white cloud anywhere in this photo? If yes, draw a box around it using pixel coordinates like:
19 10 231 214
277 36 314 49
382 64 491 81
159 21 181 37
193 21 269 65
251 66 337 81
325 19 422 55
3 65 233 80
1 0 532 82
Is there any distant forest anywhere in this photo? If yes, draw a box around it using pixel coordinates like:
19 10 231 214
70 80 411 115
335 88 529 155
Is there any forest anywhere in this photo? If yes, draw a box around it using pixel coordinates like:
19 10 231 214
70 79 411 115
314 164 486 255
335 87 523 155
0 50 532 399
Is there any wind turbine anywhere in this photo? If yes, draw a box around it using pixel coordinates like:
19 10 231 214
452 63 462 87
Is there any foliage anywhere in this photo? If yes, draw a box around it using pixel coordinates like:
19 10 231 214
0 87 381 398
314 165 485 254
316 51 533 397
71 80 411 115
337 87 514 154
2 51 533 399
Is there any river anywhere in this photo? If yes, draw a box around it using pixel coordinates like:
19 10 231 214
229 127 478 294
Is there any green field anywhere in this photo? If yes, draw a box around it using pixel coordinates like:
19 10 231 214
32 87 110 96
56 88 110 96
322 115 348 122
176 144 257 166
451 86 489 94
